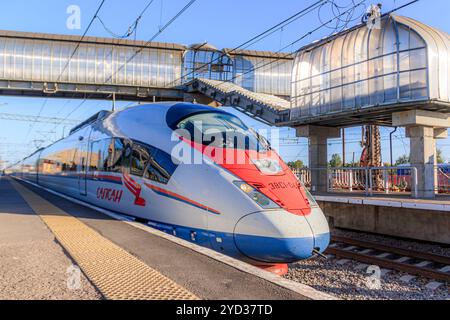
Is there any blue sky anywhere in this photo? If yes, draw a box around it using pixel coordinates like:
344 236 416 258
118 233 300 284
0 0 449 167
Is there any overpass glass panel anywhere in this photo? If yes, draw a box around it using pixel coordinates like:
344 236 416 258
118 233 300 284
233 55 292 97
182 46 233 82
0 37 184 87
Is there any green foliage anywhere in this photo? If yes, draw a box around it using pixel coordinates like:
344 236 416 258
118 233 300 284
395 154 410 166
287 160 304 169
395 150 444 165
329 154 343 168
437 149 444 164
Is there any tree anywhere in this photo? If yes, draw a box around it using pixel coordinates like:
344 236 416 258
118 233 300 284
394 151 445 165
437 149 444 164
395 154 410 166
287 160 304 169
329 154 343 168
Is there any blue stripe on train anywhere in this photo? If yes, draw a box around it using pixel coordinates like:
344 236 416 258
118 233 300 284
234 232 330 263
148 218 330 263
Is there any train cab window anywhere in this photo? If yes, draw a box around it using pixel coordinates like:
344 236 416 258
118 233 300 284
130 143 150 176
144 149 177 184
176 112 270 152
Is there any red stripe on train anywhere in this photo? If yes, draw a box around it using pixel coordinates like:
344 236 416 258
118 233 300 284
144 183 220 215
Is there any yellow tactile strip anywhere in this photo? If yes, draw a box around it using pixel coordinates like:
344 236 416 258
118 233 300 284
11 180 198 300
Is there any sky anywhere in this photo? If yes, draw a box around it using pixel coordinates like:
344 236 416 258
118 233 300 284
0 0 449 167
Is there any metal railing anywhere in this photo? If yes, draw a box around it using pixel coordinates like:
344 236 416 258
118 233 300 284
293 166 418 198
436 165 450 194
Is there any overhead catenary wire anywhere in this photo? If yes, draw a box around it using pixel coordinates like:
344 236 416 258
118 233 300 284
318 0 368 32
205 0 420 100
44 0 158 136
167 0 372 89
209 0 368 94
42 0 198 145
32 0 108 146
165 0 328 89
95 0 156 39
174 0 420 96
100 0 198 87
55 0 107 83
23 99 48 143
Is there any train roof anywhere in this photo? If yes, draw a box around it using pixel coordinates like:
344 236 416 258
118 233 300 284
69 102 228 136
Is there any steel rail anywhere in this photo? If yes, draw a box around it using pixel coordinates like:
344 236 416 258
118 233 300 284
327 235 450 282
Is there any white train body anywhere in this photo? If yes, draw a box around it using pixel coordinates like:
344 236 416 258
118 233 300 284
9 103 330 267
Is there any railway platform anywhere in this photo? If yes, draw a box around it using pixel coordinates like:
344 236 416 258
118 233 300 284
315 193 450 245
0 176 334 300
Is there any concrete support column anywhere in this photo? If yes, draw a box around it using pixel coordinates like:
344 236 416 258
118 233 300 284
393 110 450 199
296 125 341 193
406 126 437 198
309 134 329 192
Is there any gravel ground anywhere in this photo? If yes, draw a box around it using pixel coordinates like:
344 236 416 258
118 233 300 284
333 228 450 257
285 228 450 300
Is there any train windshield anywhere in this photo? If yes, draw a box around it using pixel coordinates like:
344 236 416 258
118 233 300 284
176 112 270 152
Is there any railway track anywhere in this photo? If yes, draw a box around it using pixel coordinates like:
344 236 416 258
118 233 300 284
327 235 450 283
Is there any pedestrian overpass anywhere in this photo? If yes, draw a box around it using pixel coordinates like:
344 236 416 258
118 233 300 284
0 13 449 197
0 30 292 123
289 14 450 198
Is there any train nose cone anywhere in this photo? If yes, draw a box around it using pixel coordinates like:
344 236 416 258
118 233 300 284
304 207 331 253
233 211 316 263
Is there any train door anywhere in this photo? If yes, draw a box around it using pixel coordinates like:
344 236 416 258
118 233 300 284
77 135 89 196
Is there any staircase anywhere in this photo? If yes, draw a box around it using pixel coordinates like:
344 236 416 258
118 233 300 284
185 78 290 125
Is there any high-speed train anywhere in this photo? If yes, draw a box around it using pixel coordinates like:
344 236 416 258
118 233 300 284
9 102 330 274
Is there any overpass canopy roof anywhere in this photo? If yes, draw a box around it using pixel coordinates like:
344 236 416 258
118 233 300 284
289 14 450 127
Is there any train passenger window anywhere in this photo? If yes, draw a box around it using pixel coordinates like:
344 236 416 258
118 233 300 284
110 138 126 172
130 143 150 176
59 148 77 172
89 139 113 172
144 149 177 184
89 141 100 171
102 139 114 171
69 149 78 172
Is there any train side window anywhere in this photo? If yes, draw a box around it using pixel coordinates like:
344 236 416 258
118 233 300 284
101 139 114 171
144 149 177 184
89 139 112 172
89 140 101 171
60 148 77 172
110 138 126 172
69 149 78 172
130 143 150 176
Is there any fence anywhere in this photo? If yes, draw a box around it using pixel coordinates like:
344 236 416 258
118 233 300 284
293 166 418 198
436 165 450 194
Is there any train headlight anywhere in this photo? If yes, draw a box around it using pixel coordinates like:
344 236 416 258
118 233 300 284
252 158 282 175
233 181 280 209
238 182 254 194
